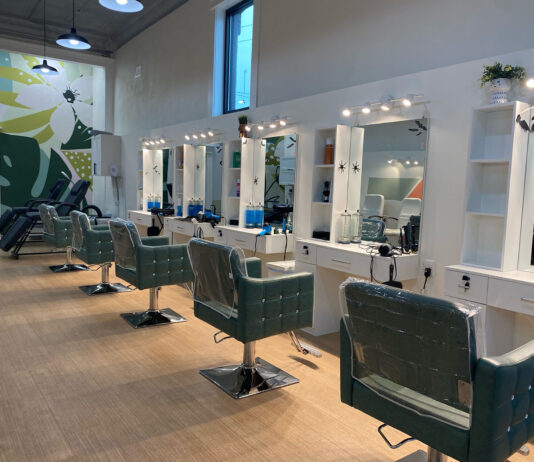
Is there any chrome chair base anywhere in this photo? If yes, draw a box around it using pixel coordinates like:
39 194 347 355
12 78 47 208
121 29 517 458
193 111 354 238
49 263 89 272
200 357 299 399
79 282 132 296
120 308 186 329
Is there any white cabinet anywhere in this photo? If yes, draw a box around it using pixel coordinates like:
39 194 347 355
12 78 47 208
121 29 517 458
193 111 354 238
487 278 534 317
92 134 121 177
443 269 488 304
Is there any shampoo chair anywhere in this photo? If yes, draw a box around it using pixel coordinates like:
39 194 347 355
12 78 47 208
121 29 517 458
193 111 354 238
339 279 533 462
70 211 131 295
108 219 192 328
187 238 314 398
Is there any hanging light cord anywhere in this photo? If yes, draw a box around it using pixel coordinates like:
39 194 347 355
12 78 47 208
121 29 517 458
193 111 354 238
43 0 46 58
72 0 76 29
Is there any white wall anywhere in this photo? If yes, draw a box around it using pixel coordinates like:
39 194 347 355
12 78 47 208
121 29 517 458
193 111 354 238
120 45 534 300
114 0 534 135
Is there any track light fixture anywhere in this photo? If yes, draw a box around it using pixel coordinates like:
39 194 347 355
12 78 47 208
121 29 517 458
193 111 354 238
341 95 424 117
33 0 58 75
183 129 221 141
526 79 534 89
99 0 144 13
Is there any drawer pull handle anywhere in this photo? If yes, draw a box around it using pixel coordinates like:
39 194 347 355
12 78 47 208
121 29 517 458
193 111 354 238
332 258 351 265
520 297 534 304
235 239 247 243
457 284 470 290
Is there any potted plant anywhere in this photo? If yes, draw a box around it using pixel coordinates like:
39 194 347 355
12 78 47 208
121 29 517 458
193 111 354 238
479 62 526 105
238 115 248 138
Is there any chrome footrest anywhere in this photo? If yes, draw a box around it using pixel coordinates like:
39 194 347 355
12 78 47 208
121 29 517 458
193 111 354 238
120 308 186 329
200 357 299 399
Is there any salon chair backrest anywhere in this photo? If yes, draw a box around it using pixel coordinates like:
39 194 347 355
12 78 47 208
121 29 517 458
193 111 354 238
398 198 422 229
39 204 59 236
108 219 141 272
70 210 92 253
341 279 484 413
47 179 68 200
188 238 247 318
56 180 90 216
362 194 385 218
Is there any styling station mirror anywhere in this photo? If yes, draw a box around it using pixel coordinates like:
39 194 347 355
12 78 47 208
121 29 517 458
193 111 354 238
263 134 298 230
203 143 223 216
518 106 534 270
339 119 428 252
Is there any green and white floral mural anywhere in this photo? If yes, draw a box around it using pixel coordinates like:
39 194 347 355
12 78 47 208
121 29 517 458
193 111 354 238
0 51 94 212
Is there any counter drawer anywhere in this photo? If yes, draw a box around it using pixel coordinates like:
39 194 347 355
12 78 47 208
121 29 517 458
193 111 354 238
226 231 256 251
316 247 354 273
487 278 534 316
166 219 194 236
444 269 488 304
295 241 316 264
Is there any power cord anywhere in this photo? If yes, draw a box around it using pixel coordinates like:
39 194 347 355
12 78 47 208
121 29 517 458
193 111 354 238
422 267 432 291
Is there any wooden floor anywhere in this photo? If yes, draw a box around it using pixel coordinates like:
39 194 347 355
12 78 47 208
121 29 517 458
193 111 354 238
0 248 532 462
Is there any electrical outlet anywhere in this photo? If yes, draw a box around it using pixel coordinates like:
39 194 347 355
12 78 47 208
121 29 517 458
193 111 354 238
424 259 435 270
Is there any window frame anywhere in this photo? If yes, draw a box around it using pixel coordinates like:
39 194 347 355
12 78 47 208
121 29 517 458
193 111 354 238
223 0 254 114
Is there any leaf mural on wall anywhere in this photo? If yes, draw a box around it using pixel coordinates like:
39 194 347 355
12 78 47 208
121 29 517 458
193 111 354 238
0 51 94 209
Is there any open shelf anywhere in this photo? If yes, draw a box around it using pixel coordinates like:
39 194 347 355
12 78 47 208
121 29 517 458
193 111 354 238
313 201 332 206
462 214 504 269
315 164 334 169
470 106 514 161
470 158 509 165
466 163 508 215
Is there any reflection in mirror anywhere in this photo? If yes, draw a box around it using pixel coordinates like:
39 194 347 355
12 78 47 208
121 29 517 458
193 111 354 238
357 119 427 251
518 106 534 270
263 134 297 227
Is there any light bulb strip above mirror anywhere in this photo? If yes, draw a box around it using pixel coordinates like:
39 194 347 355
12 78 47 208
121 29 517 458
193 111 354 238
141 136 173 149
245 116 291 133
342 94 425 117
184 129 222 142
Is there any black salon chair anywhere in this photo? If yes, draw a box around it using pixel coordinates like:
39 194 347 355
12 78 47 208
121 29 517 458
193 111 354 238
0 178 67 235
340 279 534 462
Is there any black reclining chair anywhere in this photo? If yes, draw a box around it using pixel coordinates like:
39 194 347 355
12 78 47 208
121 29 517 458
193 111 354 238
0 179 91 258
0 178 67 235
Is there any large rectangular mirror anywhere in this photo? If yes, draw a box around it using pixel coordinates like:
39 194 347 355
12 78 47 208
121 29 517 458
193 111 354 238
203 143 223 215
347 119 428 251
263 134 298 227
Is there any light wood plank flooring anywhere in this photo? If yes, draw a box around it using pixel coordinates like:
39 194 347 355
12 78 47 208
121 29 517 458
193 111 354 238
0 249 532 462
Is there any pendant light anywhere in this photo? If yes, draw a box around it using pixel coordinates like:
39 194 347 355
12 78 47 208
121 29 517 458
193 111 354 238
56 0 91 50
98 0 144 13
32 0 58 75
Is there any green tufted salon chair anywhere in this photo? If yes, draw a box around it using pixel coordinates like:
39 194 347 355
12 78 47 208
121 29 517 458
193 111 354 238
187 238 314 398
108 218 193 329
39 204 88 272
339 279 534 462
70 211 131 296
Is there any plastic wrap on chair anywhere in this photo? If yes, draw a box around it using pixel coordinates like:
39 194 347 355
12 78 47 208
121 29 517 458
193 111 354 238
108 218 140 272
339 278 485 429
188 237 247 319
39 204 59 236
70 210 91 252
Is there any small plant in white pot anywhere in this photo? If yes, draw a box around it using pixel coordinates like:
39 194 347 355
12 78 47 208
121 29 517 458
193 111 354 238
479 62 526 105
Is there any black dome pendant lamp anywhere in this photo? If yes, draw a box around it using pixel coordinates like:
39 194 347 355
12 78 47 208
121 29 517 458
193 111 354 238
56 0 91 50
99 0 144 13
32 0 58 75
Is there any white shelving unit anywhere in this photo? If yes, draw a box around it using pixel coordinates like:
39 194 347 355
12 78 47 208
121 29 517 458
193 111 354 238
460 101 529 271
221 138 265 227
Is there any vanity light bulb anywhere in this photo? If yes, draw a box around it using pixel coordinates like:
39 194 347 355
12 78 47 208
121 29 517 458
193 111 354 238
414 161 419 165
149 140 155 145
269 122 277 129
155 140 161 144
208 131 214 137
527 79 534 89
402 98 412 107
245 125 251 132
200 133 206 138
258 124 264 131
387 159 394 164
342 108 352 117
405 160 411 165
192 134 198 140
380 103 391 111
279 119 287 126
159 138 165 143
361 106 371 114
185 135 190 140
